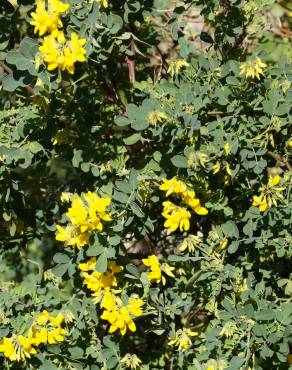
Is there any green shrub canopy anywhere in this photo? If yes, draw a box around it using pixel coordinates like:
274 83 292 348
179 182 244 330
0 0 291 369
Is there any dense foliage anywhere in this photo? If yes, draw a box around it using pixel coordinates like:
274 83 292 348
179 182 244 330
0 0 291 369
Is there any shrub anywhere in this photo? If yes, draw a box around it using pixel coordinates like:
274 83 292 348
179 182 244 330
0 0 291 369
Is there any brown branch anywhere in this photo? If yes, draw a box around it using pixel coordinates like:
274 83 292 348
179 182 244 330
0 61 12 74
267 150 292 172
270 26 292 41
125 38 136 83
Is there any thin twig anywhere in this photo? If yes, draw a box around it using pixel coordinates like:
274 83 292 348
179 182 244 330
126 37 136 83
267 150 292 172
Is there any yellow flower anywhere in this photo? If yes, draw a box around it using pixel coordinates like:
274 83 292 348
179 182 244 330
121 354 142 369
160 178 188 197
128 298 143 317
107 260 123 273
0 337 15 359
100 290 116 311
29 327 48 345
60 192 74 203
100 296 143 336
219 322 237 338
212 161 221 174
66 196 89 231
79 260 122 304
224 143 232 155
50 313 64 327
0 335 37 361
162 201 191 232
30 311 67 346
142 255 174 285
225 163 232 176
39 32 86 74
83 191 112 231
252 194 268 212
55 191 111 248
182 190 208 215
0 310 67 361
252 175 285 212
168 328 198 351
147 111 167 126
159 177 208 219
161 263 175 285
50 0 70 13
142 255 162 283
30 0 69 36
79 257 97 271
268 175 281 187
239 57 267 80
179 234 202 253
83 271 117 294
35 310 50 325
69 32 87 64
55 224 90 249
101 306 134 335
18 335 37 355
167 59 190 77
219 239 228 250
47 327 66 344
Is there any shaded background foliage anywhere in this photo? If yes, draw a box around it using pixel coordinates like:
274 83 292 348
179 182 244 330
0 0 291 369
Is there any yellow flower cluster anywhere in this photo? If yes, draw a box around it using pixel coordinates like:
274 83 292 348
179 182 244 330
121 353 142 369
162 201 191 232
56 192 112 249
147 111 167 126
101 294 143 336
142 254 175 285
168 328 198 352
252 175 285 212
39 31 86 74
240 57 267 80
160 177 208 232
79 257 122 303
30 0 69 36
79 258 143 335
0 310 66 362
167 59 190 77
30 0 86 74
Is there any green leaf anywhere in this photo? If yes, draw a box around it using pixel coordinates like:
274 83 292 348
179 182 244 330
39 361 58 370
108 235 121 246
53 253 70 264
51 263 68 277
87 238 104 256
95 252 107 273
171 155 188 168
115 116 129 126
130 202 144 218
69 347 84 359
129 168 138 189
228 241 239 254
112 190 129 203
123 133 141 145
115 180 131 194
28 141 43 154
